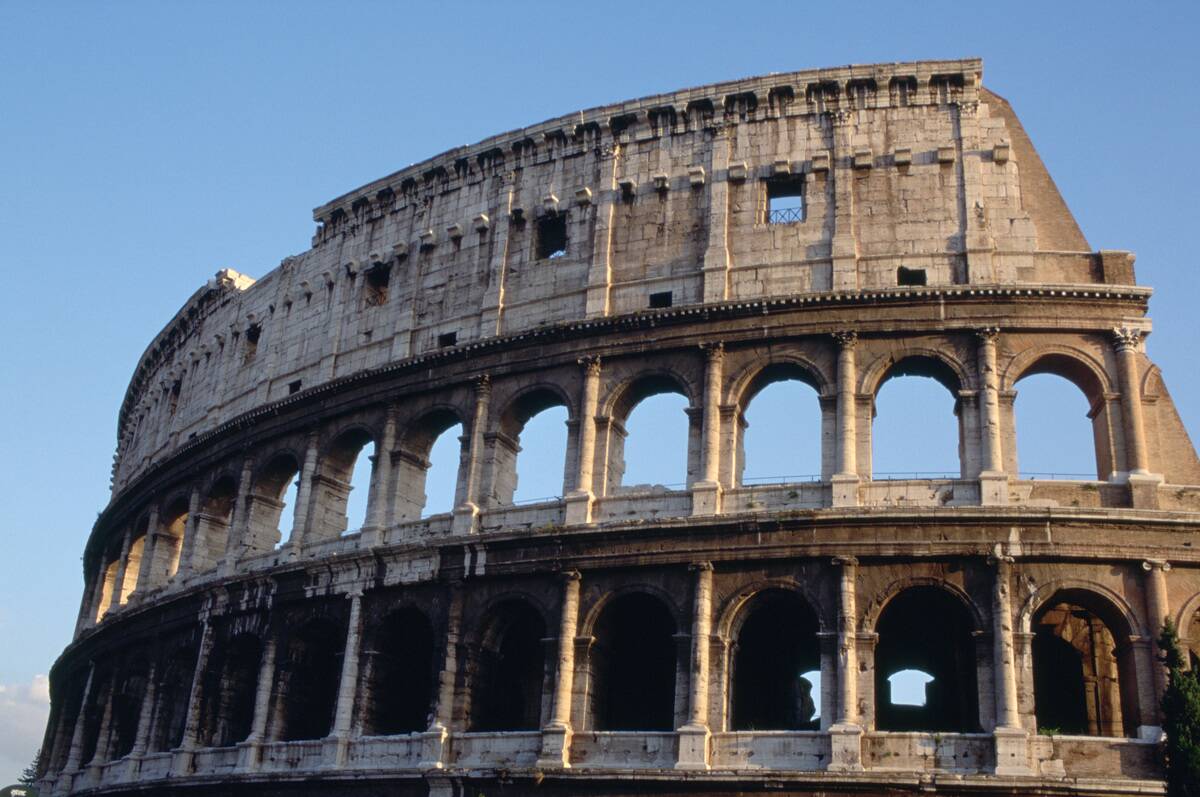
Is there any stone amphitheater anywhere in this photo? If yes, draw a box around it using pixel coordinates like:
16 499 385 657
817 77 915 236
37 58 1200 797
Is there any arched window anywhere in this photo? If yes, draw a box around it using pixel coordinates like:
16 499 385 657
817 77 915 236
609 377 692 492
874 586 979 732
317 429 376 538
193 477 236 572
469 601 547 730
362 608 435 735
200 633 263 747
872 357 963 479
395 411 463 519
109 665 149 759
738 365 824 485
1031 590 1138 737
119 517 149 603
494 390 569 505
94 555 120 620
247 454 300 552
273 619 344 741
1012 355 1108 480
730 589 821 730
151 647 197 752
154 498 190 585
78 668 112 765
589 593 678 731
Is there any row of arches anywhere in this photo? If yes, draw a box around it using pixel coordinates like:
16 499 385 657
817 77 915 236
56 575 1191 780
86 337 1155 627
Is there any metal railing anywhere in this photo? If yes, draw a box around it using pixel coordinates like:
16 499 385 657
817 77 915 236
768 206 804 224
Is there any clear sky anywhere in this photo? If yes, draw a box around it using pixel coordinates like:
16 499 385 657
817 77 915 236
2 0 1198 784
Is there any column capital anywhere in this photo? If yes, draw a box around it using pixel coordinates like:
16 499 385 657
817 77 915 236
560 569 582 583
577 355 602 376
690 561 714 573
1142 559 1172 573
831 330 858 348
472 373 492 396
700 340 724 361
832 555 858 567
975 326 1001 343
1112 325 1145 352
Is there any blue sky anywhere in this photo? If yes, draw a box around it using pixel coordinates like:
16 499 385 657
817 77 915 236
1 0 1198 783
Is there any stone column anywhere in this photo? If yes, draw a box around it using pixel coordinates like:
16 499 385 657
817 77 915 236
287 431 321 552
176 486 203 578
992 555 1030 774
109 530 134 612
1144 560 1172 707
565 359 601 525
422 582 464 768
86 674 117 768
538 570 581 768
831 332 859 507
977 328 1008 505
362 407 397 545
219 457 254 574
327 589 364 766
452 377 490 535
677 563 713 769
1113 327 1149 474
693 344 724 516
236 634 277 771
133 505 160 595
828 556 862 771
63 663 96 774
172 620 215 775
82 560 108 630
129 661 158 760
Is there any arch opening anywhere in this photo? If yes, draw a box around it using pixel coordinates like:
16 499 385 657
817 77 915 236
200 633 263 747
193 476 236 573
874 586 979 732
273 619 344 742
317 429 376 538
151 647 197 752
589 592 678 731
396 410 463 519
1032 590 1137 737
1014 365 1107 480
730 589 821 730
469 600 547 731
362 608 435 736
498 390 569 506
248 454 300 552
738 367 823 485
872 357 963 479
119 517 149 603
109 666 149 759
610 378 691 492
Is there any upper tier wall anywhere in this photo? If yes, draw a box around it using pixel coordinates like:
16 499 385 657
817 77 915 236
111 58 1130 495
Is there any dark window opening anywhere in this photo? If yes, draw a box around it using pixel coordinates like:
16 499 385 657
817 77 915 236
243 324 261 363
167 380 182 416
437 331 458 348
766 176 805 224
897 266 927 286
276 620 344 741
470 602 546 731
152 649 197 751
731 590 821 730
364 609 435 735
200 634 263 747
536 213 568 259
110 671 149 759
590 593 677 730
288 380 302 395
364 263 391 306
875 587 979 732
649 291 673 309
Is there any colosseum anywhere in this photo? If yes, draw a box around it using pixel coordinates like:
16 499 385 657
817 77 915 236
36 58 1200 797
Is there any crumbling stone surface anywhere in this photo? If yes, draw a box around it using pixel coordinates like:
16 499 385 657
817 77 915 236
38 59 1200 797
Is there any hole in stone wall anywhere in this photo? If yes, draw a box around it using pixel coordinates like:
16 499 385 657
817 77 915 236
766 176 805 224
438 331 458 348
536 213 568 259
897 266 927 286
364 608 435 735
288 380 302 395
590 593 677 731
648 291 673 308
364 263 391 306
888 669 935 707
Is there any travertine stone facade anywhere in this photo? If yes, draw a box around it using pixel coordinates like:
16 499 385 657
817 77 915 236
40 60 1200 797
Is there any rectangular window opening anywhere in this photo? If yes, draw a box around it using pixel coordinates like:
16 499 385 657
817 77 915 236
438 331 458 348
766 176 805 224
897 266 927 286
536 213 568 259
288 380 303 395
649 291 673 309
364 264 391 306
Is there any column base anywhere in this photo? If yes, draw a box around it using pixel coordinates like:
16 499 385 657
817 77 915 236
236 738 263 772
170 747 195 777
979 471 1009 506
419 724 450 769
1137 724 1164 742
536 723 573 769
691 481 722 517
564 490 594 525
675 724 711 769
826 723 864 771
451 503 480 535
1128 472 1164 509
992 726 1032 776
357 524 382 548
323 734 351 768
830 474 859 508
